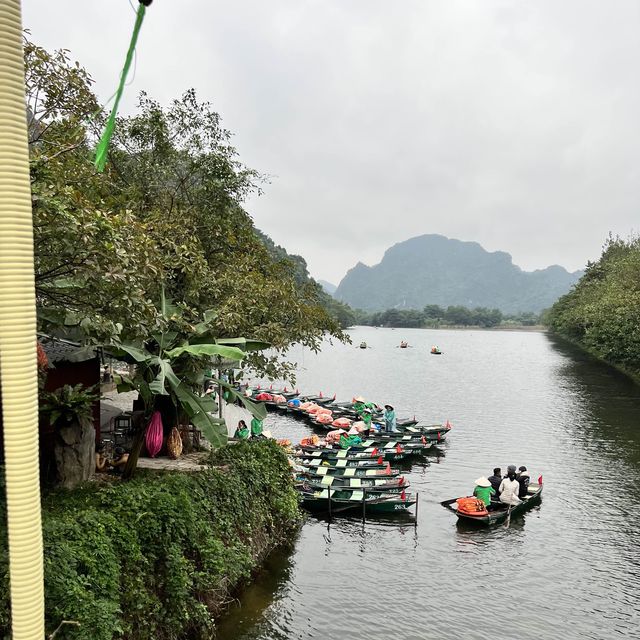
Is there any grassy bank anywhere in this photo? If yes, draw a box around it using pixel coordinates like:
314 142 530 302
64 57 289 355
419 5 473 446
0 440 301 640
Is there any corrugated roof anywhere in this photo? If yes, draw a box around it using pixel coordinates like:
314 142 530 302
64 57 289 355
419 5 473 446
38 335 98 364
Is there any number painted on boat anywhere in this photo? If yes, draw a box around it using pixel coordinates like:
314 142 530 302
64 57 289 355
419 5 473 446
394 504 407 510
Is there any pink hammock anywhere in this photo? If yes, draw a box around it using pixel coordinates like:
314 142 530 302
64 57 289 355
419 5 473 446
145 411 164 458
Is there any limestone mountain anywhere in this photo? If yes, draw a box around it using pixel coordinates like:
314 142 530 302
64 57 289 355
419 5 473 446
318 280 337 295
334 234 582 313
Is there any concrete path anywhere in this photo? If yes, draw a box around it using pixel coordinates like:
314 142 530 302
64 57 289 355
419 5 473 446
136 452 210 472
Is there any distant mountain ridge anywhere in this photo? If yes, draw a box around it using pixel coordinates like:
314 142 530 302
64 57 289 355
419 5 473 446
318 280 337 295
334 234 582 313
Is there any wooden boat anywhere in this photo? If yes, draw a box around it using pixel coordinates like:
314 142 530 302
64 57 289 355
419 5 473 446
440 482 543 526
300 487 416 514
293 447 409 462
350 438 436 455
295 464 400 478
370 429 446 443
295 475 409 492
430 347 442 355
297 457 388 470
398 422 451 435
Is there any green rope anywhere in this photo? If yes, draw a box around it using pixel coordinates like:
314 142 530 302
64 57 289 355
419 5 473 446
94 2 148 171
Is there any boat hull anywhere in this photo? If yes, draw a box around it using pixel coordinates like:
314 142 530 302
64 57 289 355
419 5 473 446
441 483 543 526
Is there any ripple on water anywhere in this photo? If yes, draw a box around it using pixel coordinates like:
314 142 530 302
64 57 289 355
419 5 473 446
215 328 640 639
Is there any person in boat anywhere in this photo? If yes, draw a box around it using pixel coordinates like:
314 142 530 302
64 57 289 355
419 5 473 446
473 477 495 506
498 467 521 506
352 396 366 414
250 416 264 438
488 467 502 499
516 465 531 498
383 404 397 433
361 408 373 430
234 419 250 440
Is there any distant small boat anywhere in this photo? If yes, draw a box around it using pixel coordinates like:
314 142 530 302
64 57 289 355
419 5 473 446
399 341 408 348
430 346 442 355
359 342 368 349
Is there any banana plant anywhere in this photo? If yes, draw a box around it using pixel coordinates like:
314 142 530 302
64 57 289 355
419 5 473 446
110 292 270 477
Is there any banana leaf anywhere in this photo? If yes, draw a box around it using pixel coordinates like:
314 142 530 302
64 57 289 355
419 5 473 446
171 381 227 447
214 377 267 420
165 343 245 361
148 357 171 396
215 337 271 352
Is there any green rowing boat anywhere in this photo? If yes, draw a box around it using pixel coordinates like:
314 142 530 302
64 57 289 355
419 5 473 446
440 482 543 526
295 475 409 492
300 488 416 514
296 465 400 478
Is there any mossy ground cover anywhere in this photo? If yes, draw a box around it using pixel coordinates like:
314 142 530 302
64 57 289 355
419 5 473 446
0 440 301 640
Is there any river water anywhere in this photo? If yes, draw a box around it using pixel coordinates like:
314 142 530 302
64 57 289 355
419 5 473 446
216 327 640 640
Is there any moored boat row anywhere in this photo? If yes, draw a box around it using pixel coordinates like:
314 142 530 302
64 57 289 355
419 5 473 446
248 384 542 528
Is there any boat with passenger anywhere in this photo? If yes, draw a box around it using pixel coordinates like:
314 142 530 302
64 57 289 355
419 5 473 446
440 479 543 526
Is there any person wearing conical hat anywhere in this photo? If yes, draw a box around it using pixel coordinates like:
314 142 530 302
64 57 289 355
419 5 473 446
352 396 366 414
473 476 495 506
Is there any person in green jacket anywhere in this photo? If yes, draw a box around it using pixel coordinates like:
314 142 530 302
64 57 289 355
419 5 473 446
361 408 373 430
473 477 495 506
250 416 264 438
234 420 250 440
352 396 366 415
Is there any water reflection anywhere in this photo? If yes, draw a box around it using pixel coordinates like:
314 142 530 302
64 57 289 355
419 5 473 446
215 328 640 640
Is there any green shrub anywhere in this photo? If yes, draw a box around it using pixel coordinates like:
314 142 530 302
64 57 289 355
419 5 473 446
0 440 300 640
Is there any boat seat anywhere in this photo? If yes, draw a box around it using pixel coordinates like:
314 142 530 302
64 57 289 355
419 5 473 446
350 491 364 501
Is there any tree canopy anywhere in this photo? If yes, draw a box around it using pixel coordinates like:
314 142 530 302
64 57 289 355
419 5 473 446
547 235 640 373
26 37 345 379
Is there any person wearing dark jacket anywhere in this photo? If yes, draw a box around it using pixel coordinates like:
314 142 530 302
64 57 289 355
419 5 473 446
488 468 502 499
516 465 531 498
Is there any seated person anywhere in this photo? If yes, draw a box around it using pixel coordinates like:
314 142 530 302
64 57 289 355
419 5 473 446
499 469 522 506
516 465 531 498
488 467 502 500
110 447 129 474
234 420 250 440
95 444 109 472
473 477 495 507
251 416 264 438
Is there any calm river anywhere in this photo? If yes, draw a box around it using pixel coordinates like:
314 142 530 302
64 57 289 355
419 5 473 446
216 327 640 640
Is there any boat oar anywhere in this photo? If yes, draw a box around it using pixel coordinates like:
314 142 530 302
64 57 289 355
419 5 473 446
504 503 512 528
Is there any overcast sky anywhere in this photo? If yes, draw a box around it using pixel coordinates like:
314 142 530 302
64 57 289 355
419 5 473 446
23 0 640 284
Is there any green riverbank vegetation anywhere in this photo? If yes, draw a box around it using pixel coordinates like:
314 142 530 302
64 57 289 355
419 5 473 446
1 36 328 638
0 441 301 640
547 235 640 377
349 305 542 329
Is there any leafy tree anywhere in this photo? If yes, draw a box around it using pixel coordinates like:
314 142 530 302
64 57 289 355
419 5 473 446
25 37 345 380
548 234 640 373
423 304 444 319
26 39 162 341
444 305 473 325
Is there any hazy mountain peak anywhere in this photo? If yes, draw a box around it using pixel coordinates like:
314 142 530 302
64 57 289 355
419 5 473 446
334 234 581 313
318 279 337 295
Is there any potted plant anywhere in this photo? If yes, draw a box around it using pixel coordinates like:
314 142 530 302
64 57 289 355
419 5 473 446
40 383 98 488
